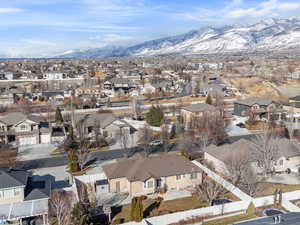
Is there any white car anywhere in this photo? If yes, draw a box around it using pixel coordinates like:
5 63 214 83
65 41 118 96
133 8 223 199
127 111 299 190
150 140 163 146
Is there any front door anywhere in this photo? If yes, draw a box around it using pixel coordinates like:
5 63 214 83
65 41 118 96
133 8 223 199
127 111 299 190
116 181 120 192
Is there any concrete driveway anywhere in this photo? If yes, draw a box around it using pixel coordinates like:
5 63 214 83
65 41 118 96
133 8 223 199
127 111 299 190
18 144 57 161
267 173 300 185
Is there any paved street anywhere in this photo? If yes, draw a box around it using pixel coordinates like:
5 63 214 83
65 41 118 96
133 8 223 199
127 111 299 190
21 144 176 170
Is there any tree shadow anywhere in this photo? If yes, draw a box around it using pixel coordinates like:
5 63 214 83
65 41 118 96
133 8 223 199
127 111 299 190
143 201 161 218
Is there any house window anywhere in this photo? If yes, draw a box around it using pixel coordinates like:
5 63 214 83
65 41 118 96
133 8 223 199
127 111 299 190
145 180 153 188
279 160 283 166
191 172 198 179
176 175 181 180
20 125 27 131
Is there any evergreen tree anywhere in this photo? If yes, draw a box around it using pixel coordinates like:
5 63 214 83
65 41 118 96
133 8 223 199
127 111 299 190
130 197 143 222
205 94 213 105
145 105 164 127
68 149 80 173
71 202 93 225
55 107 64 124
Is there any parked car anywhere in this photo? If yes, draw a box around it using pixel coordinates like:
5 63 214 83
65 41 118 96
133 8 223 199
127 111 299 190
236 122 246 128
150 140 163 146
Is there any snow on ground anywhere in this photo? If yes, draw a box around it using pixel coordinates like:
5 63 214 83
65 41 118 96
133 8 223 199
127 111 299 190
123 118 161 131
18 144 57 161
226 116 250 136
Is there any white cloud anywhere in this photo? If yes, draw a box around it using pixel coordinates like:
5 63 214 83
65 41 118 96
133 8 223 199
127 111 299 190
0 8 23 13
22 39 57 46
227 0 300 18
89 34 135 46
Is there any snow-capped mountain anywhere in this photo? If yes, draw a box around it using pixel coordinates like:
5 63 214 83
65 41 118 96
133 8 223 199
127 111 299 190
58 18 300 58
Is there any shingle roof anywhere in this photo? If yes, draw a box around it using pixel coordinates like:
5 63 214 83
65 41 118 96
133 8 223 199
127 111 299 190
0 167 28 189
235 97 274 106
24 175 51 201
74 113 116 129
0 112 42 126
182 103 217 113
290 95 300 101
204 137 300 161
234 212 300 225
103 154 202 182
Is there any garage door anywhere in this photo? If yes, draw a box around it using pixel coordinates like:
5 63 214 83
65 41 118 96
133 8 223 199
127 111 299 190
19 136 37 146
41 134 51 144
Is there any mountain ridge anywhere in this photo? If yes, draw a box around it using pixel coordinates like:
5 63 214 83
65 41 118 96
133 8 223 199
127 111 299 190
57 18 300 58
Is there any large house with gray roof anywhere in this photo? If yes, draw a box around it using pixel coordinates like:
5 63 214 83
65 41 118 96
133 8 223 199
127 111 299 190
233 97 285 122
181 103 219 129
204 138 300 175
0 167 50 225
0 112 53 146
103 154 203 197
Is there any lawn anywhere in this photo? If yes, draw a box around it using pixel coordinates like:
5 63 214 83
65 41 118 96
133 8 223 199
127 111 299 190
255 182 300 197
111 197 208 224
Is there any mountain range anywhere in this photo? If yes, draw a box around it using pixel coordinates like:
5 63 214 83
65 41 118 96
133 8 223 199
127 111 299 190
57 18 300 58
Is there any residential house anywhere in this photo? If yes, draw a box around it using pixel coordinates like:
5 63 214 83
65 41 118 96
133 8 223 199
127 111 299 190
42 91 65 103
104 78 136 92
233 97 285 122
73 113 135 140
204 138 300 175
289 95 300 108
0 167 50 225
103 154 202 197
0 112 52 146
233 212 300 225
181 103 219 129
43 72 66 80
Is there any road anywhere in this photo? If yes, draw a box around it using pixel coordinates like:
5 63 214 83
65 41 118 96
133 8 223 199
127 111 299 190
21 144 176 170
20 133 254 170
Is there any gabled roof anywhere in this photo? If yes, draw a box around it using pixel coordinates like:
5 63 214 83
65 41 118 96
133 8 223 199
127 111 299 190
24 175 51 201
235 97 274 107
0 167 28 189
103 154 202 182
182 103 217 113
74 113 116 129
0 112 42 126
290 95 300 101
204 137 300 161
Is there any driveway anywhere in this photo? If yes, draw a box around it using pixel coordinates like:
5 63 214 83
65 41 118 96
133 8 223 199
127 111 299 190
227 116 250 136
267 173 300 185
18 144 57 161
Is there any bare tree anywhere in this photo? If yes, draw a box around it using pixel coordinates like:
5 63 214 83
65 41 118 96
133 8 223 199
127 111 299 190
117 127 131 157
224 151 261 197
160 123 169 152
285 107 295 139
194 175 226 206
138 124 153 156
131 97 142 120
250 131 279 176
77 141 91 171
50 190 72 225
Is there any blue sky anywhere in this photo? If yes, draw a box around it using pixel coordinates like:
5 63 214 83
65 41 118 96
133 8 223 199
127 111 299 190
0 0 300 57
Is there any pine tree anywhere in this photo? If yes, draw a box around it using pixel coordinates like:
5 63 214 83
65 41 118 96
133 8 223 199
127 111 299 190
145 105 164 127
130 197 143 222
55 107 64 124
68 149 80 173
205 94 213 105
71 202 93 225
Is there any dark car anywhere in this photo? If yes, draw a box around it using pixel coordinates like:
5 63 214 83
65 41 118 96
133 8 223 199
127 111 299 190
211 198 232 206
236 122 246 128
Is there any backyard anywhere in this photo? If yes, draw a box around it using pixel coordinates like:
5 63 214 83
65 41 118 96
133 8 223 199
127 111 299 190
111 196 209 224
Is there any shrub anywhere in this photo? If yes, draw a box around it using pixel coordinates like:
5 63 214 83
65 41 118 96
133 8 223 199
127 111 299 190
146 105 164 127
246 202 256 216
